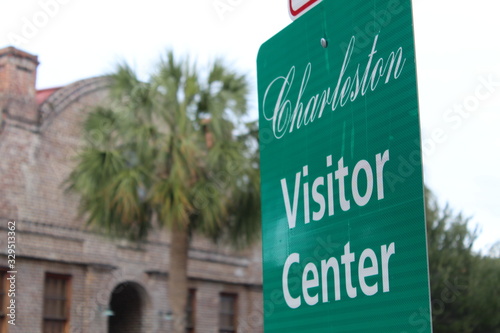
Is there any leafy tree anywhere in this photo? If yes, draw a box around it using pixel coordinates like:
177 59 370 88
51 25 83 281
67 52 260 333
468 254 500 332
425 187 500 332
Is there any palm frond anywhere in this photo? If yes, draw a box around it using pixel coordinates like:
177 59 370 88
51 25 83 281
67 50 260 246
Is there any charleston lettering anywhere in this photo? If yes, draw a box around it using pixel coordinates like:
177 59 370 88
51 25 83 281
262 34 407 139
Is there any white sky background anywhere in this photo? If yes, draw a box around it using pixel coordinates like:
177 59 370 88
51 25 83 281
0 0 498 253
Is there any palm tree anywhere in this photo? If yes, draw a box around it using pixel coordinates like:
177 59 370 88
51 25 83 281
67 52 261 333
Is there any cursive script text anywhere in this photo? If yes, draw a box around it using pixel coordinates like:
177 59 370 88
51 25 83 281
262 34 406 139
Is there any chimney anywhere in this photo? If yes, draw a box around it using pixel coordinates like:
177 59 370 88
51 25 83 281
0 46 39 124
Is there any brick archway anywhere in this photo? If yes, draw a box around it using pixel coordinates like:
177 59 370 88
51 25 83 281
108 281 148 333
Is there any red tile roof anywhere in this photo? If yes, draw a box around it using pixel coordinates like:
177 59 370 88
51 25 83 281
36 87 61 105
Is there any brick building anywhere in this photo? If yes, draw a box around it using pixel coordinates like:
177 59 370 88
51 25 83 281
0 46 263 333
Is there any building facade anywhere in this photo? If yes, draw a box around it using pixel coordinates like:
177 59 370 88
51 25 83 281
0 46 263 333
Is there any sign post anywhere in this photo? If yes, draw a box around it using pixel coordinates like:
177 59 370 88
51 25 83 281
257 0 432 331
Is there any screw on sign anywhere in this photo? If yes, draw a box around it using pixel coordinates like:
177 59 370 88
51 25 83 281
288 0 323 20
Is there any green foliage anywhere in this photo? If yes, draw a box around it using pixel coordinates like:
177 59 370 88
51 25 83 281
425 188 500 332
66 51 260 246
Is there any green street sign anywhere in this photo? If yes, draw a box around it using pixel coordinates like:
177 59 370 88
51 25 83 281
257 0 432 332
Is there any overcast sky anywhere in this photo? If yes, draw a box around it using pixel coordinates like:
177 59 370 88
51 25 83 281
1 0 498 253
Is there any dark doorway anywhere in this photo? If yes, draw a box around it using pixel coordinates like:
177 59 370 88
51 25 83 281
108 282 144 333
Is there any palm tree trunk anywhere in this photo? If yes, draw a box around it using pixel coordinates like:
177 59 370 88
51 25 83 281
169 226 189 333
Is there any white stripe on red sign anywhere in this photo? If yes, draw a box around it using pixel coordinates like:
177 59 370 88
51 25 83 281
289 0 322 20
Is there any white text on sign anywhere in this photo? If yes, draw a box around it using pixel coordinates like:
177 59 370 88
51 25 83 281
279 149 394 309
262 34 406 140
283 241 396 308
281 150 390 229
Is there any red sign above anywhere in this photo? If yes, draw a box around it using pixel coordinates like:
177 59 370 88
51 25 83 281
288 0 322 20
